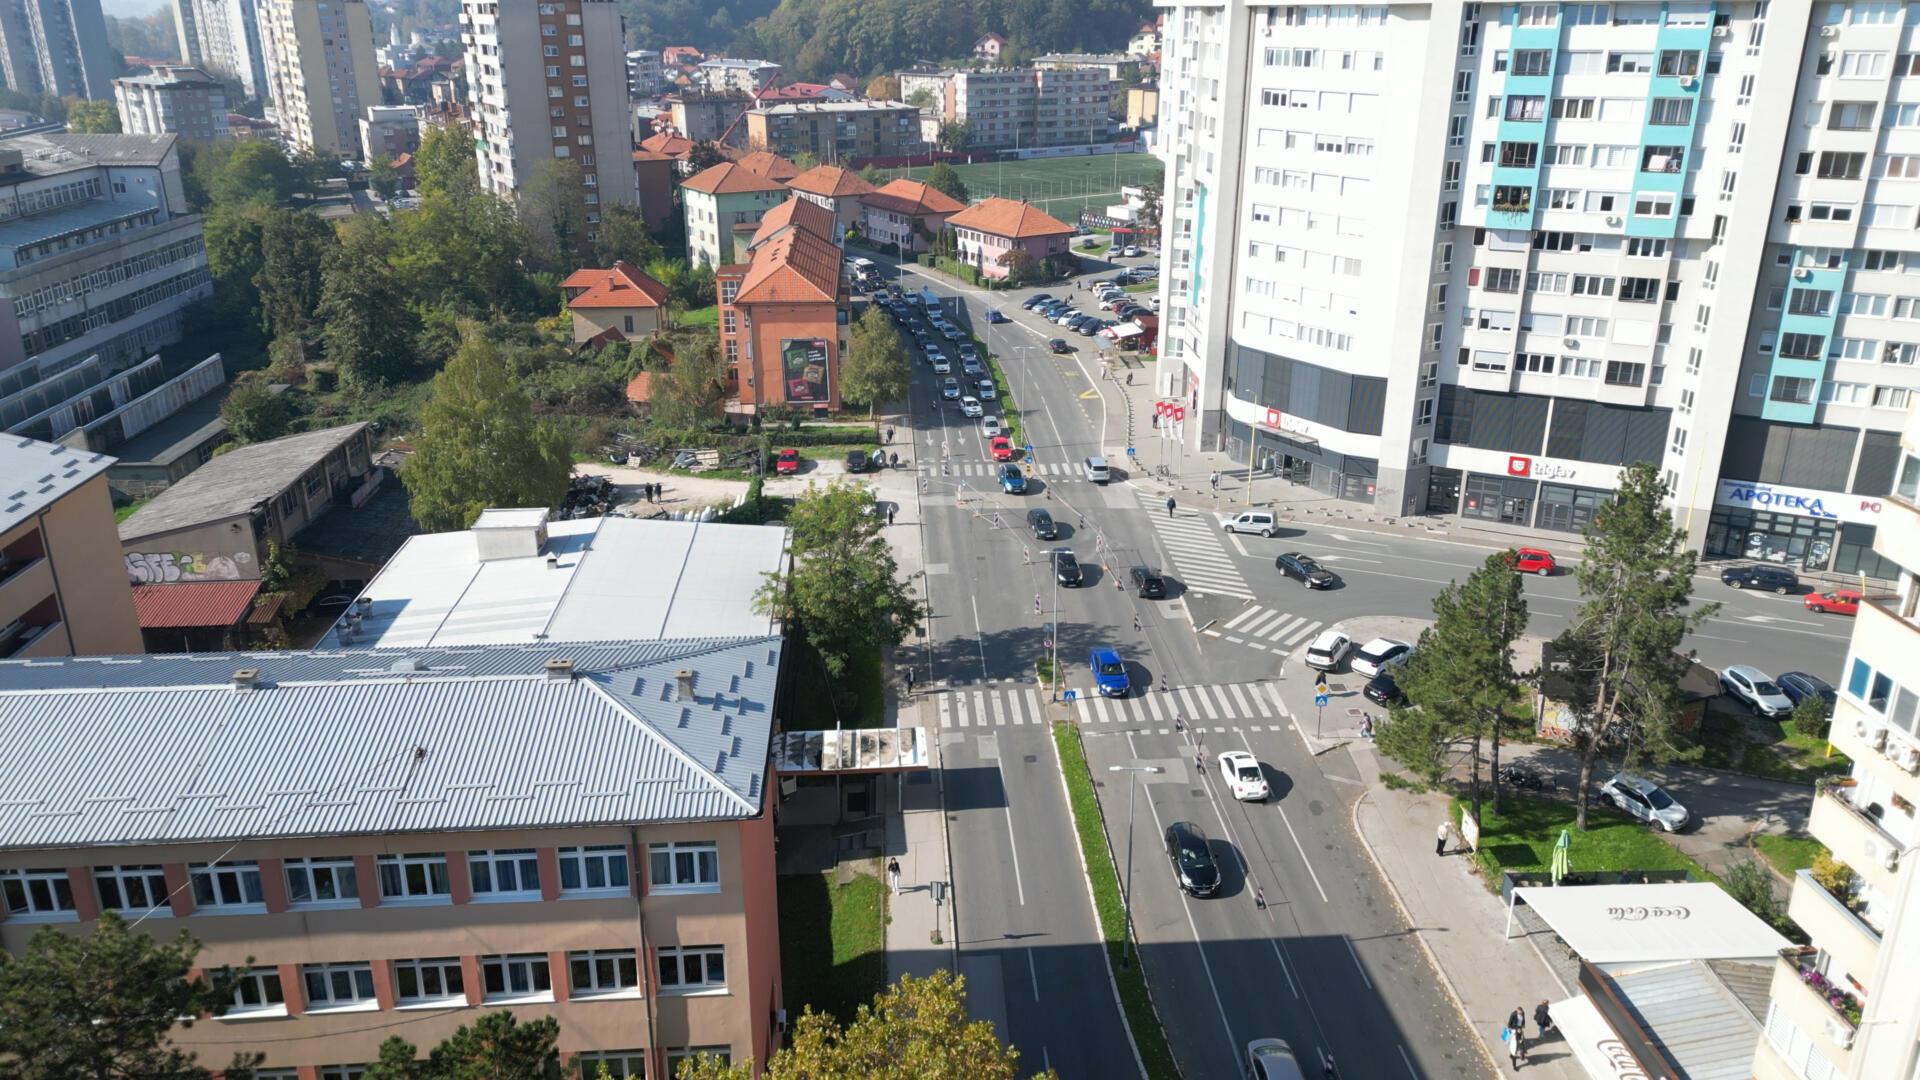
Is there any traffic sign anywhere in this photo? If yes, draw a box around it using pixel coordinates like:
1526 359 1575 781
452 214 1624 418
1126 446 1136 457
1024 442 1034 453
1315 691 1330 707
1023 455 1034 467
1063 689 1078 702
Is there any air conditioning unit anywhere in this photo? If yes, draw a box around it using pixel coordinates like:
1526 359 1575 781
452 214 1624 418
1606 215 1622 227
1826 1016 1856 1048
1869 725 1889 750
1565 337 1581 348
1794 268 1813 281
1713 24 1730 37
1905 745 1920 773
1678 75 1697 89
1885 847 1901 871
1821 24 1839 36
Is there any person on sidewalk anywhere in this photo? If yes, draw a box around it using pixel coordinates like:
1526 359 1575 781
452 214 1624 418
1209 471 1219 491
886 858 901 894
1534 1000 1554 1039
887 505 896 526
1436 819 1451 856
904 668 915 696
1506 1006 1528 1069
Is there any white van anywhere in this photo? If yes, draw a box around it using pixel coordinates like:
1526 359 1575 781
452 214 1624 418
1222 510 1278 537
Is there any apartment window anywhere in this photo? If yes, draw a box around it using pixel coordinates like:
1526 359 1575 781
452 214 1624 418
544 45 558 57
482 954 553 1002
1839 51 1888 78
1635 194 1674 217
1626 238 1667 258
1874 386 1912 409
568 950 640 997
469 849 540 900
1883 156 1920 180
1648 98 1692 126
1606 52 1653 74
1824 381 1870 404
301 963 377 1011
1842 293 1889 316
1789 289 1834 317
1830 102 1878 130
1619 277 1662 303
1544 144 1586 166
1505 96 1544 122
1498 142 1538 168
657 945 728 992
191 862 264 910
1604 361 1646 386
649 841 720 893
1769 376 1815 404
1779 332 1826 359
1641 146 1684 174
2 869 75 918
1566 315 1608 336
1484 267 1522 293
1512 50 1553 76
1517 352 1556 374
1530 271 1568 293
1818 152 1865 180
1656 50 1700 77
1809 202 1853 222
1570 274 1614 297
95 866 168 913
377 853 450 902
575 1053 647 1079
558 845 629 896
230 968 285 1014
1550 98 1595 119
1415 398 1435 425
394 958 465 1005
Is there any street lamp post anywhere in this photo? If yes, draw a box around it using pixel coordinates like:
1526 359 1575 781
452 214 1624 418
1106 764 1163 968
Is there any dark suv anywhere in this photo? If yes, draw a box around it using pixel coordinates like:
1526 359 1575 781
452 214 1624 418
1129 566 1166 599
1720 564 1799 594
1165 821 1220 897
1027 508 1058 540
1053 550 1084 587
1275 552 1337 589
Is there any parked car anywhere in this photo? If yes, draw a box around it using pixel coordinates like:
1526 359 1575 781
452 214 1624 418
1053 310 1080 326
1220 751 1269 801
1084 456 1111 483
1129 566 1167 598
997 463 1027 493
1223 510 1280 537
1350 637 1412 678
991 435 1016 461
1363 669 1405 706
1275 551 1337 588
1246 1040 1305 1080
1022 294 1053 309
1509 547 1557 576
1027 508 1058 540
1049 338 1072 354
1601 773 1689 832
1720 564 1799 593
774 448 801 474
1721 664 1795 717
1165 821 1220 896
1304 630 1352 672
1121 244 1143 257
959 396 983 418
1805 588 1862 615
844 449 875 473
981 415 1003 438
1053 550 1084 587
1777 671 1837 709
1091 647 1129 696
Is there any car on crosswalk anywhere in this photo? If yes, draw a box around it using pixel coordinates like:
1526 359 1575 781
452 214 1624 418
997 463 1027 493
1275 551 1337 588
1219 751 1269 801
1091 647 1130 696
1083 456 1111 483
1304 630 1352 672
1350 637 1412 679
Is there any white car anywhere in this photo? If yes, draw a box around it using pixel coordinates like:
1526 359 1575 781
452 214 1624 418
1219 751 1269 801
1304 629 1352 672
1350 637 1412 679
1600 773 1689 832
932 357 951 374
977 379 997 399
1721 664 1795 718
959 396 983 418
981 415 1003 437
1222 510 1279 537
1054 310 1080 325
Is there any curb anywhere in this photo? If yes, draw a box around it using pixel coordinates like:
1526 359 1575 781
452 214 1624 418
1347 786 1504 1080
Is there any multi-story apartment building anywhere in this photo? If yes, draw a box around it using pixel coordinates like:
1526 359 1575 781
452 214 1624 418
257 0 379 156
459 0 636 238
0 0 112 100
180 0 269 103
114 66 230 141
696 57 780 95
627 47 662 98
909 66 1116 150
168 0 201 66
0 434 141 658
743 101 923 163
1153 0 1920 576
0 511 793 1077
1752 401 1920 1079
358 103 421 164
0 133 212 377
680 161 789 268
670 92 753 145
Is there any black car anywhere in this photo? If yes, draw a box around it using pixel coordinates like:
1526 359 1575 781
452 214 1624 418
1027 508 1058 540
1022 294 1053 309
1275 552 1337 589
1053 550 1084 587
1721 564 1800 593
1363 669 1405 706
1777 671 1837 709
845 449 875 473
1049 338 1072 354
1130 566 1166 599
1165 821 1220 897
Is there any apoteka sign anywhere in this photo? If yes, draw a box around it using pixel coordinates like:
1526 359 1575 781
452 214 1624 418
1714 479 1886 525
1262 407 1312 436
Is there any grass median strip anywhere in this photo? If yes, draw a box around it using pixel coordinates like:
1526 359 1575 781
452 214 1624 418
1052 721 1181 1080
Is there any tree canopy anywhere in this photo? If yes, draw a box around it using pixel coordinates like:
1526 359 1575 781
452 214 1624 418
66 99 120 133
754 480 924 678
727 0 1149 80
840 306 910 412
359 1011 563 1080
923 163 969 205
219 371 292 444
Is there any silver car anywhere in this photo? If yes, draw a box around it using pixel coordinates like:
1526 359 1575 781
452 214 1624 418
1601 773 1689 832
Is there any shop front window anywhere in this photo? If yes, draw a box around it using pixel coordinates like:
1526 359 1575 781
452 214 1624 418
1704 508 1837 571
1462 474 1535 524
1536 483 1609 533
1832 523 1901 580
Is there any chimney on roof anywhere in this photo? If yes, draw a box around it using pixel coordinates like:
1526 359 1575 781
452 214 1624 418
231 668 260 692
546 554 559 570
545 658 576 682
675 669 696 701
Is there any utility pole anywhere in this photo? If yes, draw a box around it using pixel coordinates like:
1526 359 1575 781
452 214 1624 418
1107 764 1163 968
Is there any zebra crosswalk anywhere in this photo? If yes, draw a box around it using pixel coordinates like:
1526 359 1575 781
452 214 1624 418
1132 491 1255 599
935 680 1284 729
931 461 1087 478
1205 604 1325 656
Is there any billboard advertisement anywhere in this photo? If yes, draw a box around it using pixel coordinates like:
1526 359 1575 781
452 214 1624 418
781 338 830 404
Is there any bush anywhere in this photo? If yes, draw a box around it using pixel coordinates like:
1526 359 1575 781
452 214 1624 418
1790 694 1832 740
1810 851 1855 898
1722 856 1784 930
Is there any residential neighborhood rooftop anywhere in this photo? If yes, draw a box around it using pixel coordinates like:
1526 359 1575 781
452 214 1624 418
945 196 1073 239
682 161 791 195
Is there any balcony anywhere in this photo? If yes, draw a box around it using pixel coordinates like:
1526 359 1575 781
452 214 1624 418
1770 948 1861 1064
1808 782 1908 898
1786 869 1881 984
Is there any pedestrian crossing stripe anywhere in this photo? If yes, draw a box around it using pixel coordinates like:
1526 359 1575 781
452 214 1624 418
933 461 1088 477
1129 490 1255 600
1207 604 1326 655
934 681 1280 728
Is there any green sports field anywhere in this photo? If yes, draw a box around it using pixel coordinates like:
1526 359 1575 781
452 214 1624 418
879 153 1163 223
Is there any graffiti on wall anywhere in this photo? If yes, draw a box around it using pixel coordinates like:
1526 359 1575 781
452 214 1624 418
124 549 253 584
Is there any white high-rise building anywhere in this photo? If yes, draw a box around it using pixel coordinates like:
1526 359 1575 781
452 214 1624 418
257 0 378 156
1154 0 1919 579
184 0 269 103
0 0 113 100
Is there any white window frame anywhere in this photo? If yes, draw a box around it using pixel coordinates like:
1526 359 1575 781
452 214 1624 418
1 868 76 920
393 957 466 1008
377 853 451 903
301 962 377 1013
190 861 265 912
230 967 286 1017
574 1052 647 1079
558 845 630 897
284 857 358 909
658 945 728 994
95 865 170 915
481 953 554 1004
468 849 541 901
568 949 641 999
649 841 721 894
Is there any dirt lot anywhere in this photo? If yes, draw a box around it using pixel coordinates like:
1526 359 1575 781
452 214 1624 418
577 458 865 517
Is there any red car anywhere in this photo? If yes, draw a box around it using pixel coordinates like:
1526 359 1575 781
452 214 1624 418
1805 588 1862 616
1509 547 1556 576
990 436 1015 461
774 448 800 475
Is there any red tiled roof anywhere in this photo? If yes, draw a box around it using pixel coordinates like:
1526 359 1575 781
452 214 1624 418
735 225 841 305
861 178 966 217
758 82 833 101
735 150 801 181
632 148 674 162
752 197 837 245
787 165 876 199
683 161 790 195
946 196 1073 239
566 261 670 309
640 130 694 157
131 580 262 629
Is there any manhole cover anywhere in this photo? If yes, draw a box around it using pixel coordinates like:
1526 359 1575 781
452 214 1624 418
1023 755 1038 763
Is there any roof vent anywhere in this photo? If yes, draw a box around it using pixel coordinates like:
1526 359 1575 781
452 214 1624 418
545 658 576 682
547 554 559 570
355 597 371 614
231 668 260 692
471 508 551 561
676 669 696 701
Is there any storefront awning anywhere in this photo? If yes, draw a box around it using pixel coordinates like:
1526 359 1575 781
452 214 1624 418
1109 321 1144 338
1509 883 1789 962
773 727 929 773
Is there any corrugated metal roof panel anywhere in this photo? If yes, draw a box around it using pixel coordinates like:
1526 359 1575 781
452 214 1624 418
1607 960 1766 1080
130 580 261 628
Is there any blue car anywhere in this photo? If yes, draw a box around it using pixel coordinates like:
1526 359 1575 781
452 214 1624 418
1091 648 1129 697
987 309 1009 323
997 463 1027 493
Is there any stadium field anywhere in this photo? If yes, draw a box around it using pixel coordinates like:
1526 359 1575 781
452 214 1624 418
878 152 1163 223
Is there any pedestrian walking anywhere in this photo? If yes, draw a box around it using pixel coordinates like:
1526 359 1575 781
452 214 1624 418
1506 1006 1528 1069
1534 1001 1554 1038
1165 495 1176 518
1436 819 1451 856
885 425 895 444
904 668 915 696
886 858 901 894
889 451 898 468
1360 713 1375 741
1150 413 1159 429
1209 471 1220 491
886 505 896 526
1173 713 1184 734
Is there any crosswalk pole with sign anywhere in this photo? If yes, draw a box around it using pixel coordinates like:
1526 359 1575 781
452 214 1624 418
1315 682 1331 737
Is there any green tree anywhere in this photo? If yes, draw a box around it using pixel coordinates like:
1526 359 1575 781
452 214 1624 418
1722 855 1784 930
936 120 972 152
317 217 415 387
219 371 292 443
593 204 663 269
924 162 969 204
369 155 400 199
413 121 478 200
649 330 727 427
361 1011 562 1080
841 306 910 412
860 164 886 187
1374 704 1454 789
774 971 1042 1080
202 140 298 207
687 141 728 173
865 74 900 100
1134 178 1162 233
201 202 268 323
1791 693 1832 741
0 912 257 1080
256 208 336 339
791 150 821 171
1550 461 1717 830
66 99 120 132
906 88 934 108
1391 552 1530 821
257 539 296 592
518 157 588 273
402 331 573 532
754 479 925 679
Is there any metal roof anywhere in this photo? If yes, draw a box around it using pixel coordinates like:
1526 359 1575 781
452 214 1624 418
0 434 114 534
1605 959 1768 1080
130 580 261 629
0 637 781 849
118 423 369 541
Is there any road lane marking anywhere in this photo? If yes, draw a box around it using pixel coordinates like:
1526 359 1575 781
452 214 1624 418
940 694 955 729
1224 606 1265 631
970 594 990 679
1343 937 1373 990
1028 948 1040 998
995 752 1028 906
1273 804 1330 904
1226 683 1254 715
1227 530 1252 558
990 693 1007 727
1399 1045 1418 1078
